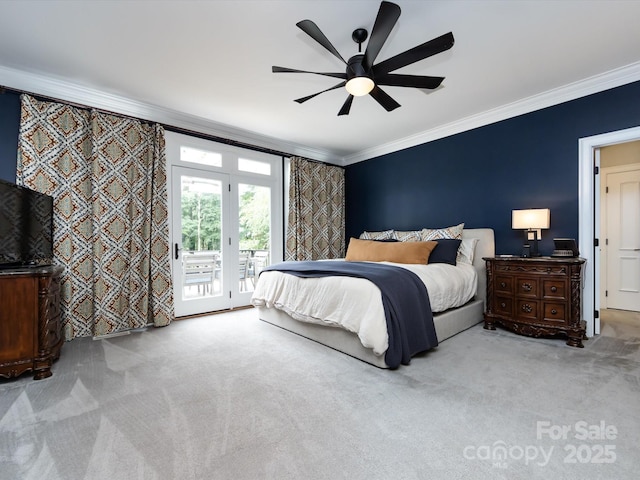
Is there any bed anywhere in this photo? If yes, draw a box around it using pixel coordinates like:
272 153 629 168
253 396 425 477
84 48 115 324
251 228 495 368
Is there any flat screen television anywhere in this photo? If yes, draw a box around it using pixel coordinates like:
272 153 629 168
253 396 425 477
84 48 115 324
0 179 54 268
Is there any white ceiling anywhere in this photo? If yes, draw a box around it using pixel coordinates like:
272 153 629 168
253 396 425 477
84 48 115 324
1 0 639 165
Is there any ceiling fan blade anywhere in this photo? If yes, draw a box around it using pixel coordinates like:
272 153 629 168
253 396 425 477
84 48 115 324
372 32 454 75
369 86 401 112
375 73 444 89
362 1 401 72
337 95 354 116
297 19 346 64
272 66 346 80
295 82 347 104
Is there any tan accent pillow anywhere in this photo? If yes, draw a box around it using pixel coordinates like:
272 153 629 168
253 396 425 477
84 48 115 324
345 238 437 264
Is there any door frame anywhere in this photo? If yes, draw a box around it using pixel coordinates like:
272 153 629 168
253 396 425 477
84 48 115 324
165 131 284 316
578 125 640 336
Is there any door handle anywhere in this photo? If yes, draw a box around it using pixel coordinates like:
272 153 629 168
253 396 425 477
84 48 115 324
174 243 180 260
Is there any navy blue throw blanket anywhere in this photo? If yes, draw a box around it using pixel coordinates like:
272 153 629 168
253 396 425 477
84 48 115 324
261 261 438 368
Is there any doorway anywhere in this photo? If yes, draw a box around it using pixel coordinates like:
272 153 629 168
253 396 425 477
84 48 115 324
579 126 640 337
599 147 640 312
165 132 283 317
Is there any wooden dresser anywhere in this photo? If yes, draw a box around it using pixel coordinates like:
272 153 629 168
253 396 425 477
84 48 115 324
483 256 586 347
0 265 64 380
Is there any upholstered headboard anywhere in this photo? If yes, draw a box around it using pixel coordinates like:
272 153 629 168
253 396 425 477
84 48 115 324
462 228 495 306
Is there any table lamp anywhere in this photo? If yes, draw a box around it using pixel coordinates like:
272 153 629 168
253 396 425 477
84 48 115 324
512 208 550 257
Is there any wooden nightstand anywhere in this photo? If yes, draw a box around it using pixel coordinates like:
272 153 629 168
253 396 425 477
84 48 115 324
483 256 586 347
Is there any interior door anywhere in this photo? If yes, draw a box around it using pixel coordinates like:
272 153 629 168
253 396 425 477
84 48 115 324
172 166 230 316
606 167 640 312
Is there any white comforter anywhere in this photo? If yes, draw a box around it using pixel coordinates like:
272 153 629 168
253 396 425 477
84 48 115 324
250 261 477 356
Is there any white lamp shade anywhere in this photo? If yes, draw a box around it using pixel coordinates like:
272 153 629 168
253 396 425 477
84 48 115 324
512 209 550 229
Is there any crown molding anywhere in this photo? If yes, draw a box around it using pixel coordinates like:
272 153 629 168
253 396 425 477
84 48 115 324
0 65 340 163
3 62 640 168
342 61 640 165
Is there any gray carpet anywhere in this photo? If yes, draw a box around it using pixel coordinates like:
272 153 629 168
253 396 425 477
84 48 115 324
1 308 639 480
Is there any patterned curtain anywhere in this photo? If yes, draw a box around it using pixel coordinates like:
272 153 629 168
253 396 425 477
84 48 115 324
17 94 174 339
286 156 345 260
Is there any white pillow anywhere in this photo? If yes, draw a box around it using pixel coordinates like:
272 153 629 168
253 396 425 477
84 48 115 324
457 237 479 265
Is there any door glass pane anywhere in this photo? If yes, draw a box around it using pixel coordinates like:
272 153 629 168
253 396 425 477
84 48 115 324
180 146 222 167
238 157 271 175
180 175 222 300
238 183 271 293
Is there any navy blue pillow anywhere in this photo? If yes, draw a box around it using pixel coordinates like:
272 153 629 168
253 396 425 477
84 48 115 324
428 239 462 265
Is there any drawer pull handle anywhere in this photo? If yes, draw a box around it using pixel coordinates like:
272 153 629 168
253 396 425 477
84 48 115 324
522 283 532 292
551 309 558 315
551 286 557 293
501 302 506 308
521 304 532 313
500 282 506 288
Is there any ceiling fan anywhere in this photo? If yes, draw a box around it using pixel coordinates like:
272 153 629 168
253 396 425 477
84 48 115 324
272 1 454 116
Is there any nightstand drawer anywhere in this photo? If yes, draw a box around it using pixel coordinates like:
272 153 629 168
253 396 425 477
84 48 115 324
543 303 566 323
494 296 513 316
495 275 514 294
516 277 539 298
543 280 566 299
516 299 538 320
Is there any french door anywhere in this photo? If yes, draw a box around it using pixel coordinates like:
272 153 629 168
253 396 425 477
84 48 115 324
172 167 229 315
166 132 282 317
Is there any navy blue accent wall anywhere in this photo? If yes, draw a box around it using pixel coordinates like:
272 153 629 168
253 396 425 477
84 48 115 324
346 80 640 256
0 90 21 182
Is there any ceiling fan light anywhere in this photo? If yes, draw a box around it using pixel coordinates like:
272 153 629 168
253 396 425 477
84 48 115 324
345 76 375 96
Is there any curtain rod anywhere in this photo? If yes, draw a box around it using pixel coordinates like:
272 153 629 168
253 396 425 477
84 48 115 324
163 124 292 160
1 84 152 126
2 84 344 166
